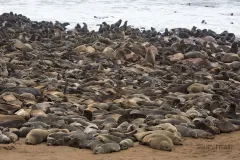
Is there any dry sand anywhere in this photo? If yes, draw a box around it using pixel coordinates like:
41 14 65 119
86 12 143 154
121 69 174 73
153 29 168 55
1 131 240 160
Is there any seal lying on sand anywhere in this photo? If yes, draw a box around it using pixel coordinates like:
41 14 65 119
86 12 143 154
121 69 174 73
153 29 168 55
25 129 49 145
92 143 121 154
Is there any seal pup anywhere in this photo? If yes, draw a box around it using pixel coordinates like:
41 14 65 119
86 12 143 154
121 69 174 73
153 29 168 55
119 138 134 150
25 129 49 145
92 143 121 154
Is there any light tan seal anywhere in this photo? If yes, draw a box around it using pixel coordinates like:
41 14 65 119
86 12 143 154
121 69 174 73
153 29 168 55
25 129 49 145
148 135 173 151
48 128 70 133
146 123 178 133
3 132 19 142
92 143 121 154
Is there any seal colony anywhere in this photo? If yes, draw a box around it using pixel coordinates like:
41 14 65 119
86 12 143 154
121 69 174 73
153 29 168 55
0 12 240 154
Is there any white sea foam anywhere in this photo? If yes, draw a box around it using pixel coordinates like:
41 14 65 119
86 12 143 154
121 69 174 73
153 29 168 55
0 0 240 35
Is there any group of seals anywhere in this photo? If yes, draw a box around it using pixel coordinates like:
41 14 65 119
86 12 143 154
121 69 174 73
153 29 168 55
0 12 240 155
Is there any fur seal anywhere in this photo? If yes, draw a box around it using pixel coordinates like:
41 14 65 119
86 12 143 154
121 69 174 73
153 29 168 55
119 138 134 150
48 128 69 133
92 143 121 154
175 125 198 138
214 119 239 133
148 135 173 151
25 129 49 145
165 115 191 124
17 127 34 137
141 48 155 67
135 130 183 145
192 129 214 139
0 133 11 144
157 118 182 125
95 134 122 143
0 114 26 128
86 139 103 150
47 132 70 146
3 132 19 142
146 123 177 133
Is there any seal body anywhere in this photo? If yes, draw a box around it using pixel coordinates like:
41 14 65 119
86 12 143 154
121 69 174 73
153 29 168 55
92 143 121 154
25 129 49 145
148 135 173 151
119 139 134 150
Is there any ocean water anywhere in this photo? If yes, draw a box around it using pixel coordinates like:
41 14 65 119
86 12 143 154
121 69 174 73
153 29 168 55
0 0 240 35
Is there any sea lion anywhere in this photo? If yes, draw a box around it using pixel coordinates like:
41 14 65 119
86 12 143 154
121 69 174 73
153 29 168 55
52 28 62 40
157 118 182 125
0 114 26 128
148 135 173 151
135 130 183 145
95 134 122 143
187 83 212 93
25 129 49 145
141 48 155 67
192 129 214 139
3 132 19 142
86 139 104 150
119 138 134 150
146 123 177 133
15 109 30 120
225 103 239 119
47 132 70 146
18 32 29 43
110 121 129 132
48 128 70 133
0 133 11 144
214 119 239 133
23 121 50 129
186 108 201 119
175 125 198 138
165 115 191 124
17 127 34 137
92 143 121 154
109 129 137 139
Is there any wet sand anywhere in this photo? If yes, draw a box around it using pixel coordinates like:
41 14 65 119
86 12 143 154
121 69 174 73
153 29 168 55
1 131 240 160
